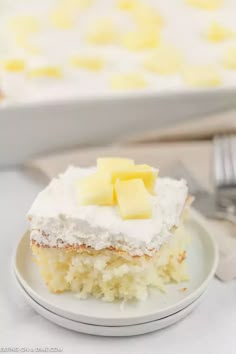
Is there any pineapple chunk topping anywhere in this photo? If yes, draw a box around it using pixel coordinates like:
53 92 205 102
60 0 93 10
69 56 105 71
8 15 40 35
1 59 25 72
181 65 221 87
132 4 164 29
50 6 76 30
122 27 160 51
185 0 223 10
76 173 114 206
86 19 118 45
205 21 234 42
117 0 140 11
28 66 63 78
75 157 158 220
112 164 158 194
14 34 41 55
97 157 135 172
115 179 152 219
222 47 236 70
143 45 183 75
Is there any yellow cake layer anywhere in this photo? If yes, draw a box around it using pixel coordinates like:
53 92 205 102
31 224 190 302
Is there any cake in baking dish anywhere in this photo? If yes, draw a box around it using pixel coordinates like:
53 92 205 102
28 158 192 302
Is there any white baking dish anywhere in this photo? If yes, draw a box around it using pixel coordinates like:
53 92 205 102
1 0 236 165
1 86 236 166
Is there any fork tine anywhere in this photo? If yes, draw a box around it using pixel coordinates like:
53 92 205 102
213 134 236 187
213 134 236 206
222 135 233 184
223 135 236 185
229 135 236 182
213 136 224 187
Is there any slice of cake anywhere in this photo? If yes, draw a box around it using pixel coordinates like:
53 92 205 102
28 158 191 302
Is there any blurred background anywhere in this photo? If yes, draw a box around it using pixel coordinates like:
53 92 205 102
0 0 236 165
1 2 236 346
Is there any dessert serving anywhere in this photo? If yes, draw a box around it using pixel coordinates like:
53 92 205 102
28 158 192 302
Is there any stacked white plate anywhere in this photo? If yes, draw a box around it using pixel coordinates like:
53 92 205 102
13 209 218 336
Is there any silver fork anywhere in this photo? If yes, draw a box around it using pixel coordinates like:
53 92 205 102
169 161 236 224
213 134 236 220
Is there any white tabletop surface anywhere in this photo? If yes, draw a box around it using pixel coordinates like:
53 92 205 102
1 169 236 353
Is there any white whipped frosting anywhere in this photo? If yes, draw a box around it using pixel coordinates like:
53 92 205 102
28 166 188 256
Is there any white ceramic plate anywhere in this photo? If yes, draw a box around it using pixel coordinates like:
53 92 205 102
14 209 218 326
14 274 205 337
